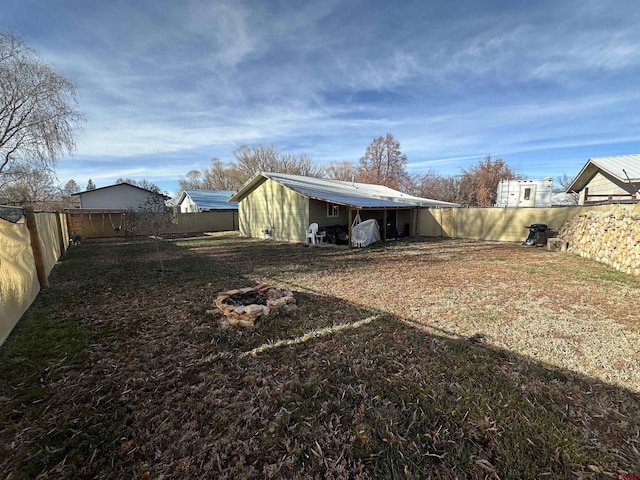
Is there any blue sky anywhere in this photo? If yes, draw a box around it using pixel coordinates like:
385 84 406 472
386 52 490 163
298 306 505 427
2 0 640 196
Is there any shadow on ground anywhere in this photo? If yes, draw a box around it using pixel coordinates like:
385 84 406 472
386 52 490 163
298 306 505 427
0 234 638 479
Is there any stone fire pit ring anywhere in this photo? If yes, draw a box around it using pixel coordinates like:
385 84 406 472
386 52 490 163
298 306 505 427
214 283 297 328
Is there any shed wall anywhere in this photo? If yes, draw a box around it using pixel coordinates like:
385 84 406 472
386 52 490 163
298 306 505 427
238 179 309 242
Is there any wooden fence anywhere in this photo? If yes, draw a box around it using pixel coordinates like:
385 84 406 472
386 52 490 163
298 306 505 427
1 208 68 346
66 210 238 239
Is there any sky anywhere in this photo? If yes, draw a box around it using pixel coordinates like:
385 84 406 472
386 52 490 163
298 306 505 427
2 0 640 197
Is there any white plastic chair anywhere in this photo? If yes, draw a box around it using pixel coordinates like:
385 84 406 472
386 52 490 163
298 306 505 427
306 223 319 244
352 228 366 248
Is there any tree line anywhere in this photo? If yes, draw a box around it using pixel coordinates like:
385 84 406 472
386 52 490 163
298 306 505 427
179 136 521 207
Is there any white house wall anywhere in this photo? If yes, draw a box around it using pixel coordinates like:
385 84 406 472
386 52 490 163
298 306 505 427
78 184 163 211
179 195 199 213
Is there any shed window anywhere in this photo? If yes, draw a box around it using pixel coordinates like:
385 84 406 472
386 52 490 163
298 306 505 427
523 188 531 200
327 203 339 217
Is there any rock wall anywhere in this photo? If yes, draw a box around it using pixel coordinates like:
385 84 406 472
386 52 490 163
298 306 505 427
559 204 640 276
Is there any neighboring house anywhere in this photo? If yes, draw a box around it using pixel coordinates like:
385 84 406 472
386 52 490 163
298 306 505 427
567 154 640 205
229 172 459 243
176 189 238 213
495 178 553 207
71 183 169 212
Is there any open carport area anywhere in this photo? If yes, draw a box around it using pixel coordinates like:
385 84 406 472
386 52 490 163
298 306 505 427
1 233 639 478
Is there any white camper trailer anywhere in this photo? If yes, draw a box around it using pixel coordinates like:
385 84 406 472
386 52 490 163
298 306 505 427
495 178 553 208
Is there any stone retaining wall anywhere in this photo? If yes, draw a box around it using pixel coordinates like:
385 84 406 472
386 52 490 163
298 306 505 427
559 204 640 276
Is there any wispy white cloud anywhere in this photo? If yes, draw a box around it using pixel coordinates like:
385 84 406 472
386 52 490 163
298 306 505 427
3 0 640 192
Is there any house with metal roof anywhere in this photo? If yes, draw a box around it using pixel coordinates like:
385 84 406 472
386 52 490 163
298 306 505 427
229 172 459 244
567 154 640 205
177 189 238 213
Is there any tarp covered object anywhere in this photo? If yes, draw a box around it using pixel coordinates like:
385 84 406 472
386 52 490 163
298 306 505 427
351 219 381 247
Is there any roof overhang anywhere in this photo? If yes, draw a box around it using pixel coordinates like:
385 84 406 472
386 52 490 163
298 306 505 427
567 156 640 193
567 160 599 192
228 174 268 202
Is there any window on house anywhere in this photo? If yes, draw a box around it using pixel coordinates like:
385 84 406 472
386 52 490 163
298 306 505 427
524 188 531 200
327 203 339 217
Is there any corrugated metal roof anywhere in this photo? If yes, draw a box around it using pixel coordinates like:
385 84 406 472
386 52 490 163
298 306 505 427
590 154 640 180
230 172 459 208
567 154 640 192
183 189 238 210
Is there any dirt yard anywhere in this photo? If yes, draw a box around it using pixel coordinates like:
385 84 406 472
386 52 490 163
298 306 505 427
1 234 639 479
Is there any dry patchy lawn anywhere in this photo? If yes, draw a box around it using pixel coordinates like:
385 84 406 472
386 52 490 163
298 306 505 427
1 233 639 479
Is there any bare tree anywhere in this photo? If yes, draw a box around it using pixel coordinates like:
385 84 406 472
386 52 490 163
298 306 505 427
413 170 464 203
62 179 80 196
116 177 161 193
233 145 280 178
179 169 206 190
0 30 84 184
555 173 579 205
179 146 324 193
357 133 408 190
179 159 244 191
325 160 358 181
0 165 58 205
459 155 519 206
555 173 576 192
202 158 243 190
125 195 176 278
233 145 323 181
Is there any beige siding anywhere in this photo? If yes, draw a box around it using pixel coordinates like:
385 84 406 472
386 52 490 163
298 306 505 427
581 172 636 204
418 205 621 242
238 179 309 242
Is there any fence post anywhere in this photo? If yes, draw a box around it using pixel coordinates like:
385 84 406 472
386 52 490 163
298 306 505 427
24 207 49 289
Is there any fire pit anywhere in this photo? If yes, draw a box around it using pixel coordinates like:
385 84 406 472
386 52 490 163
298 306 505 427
213 283 297 328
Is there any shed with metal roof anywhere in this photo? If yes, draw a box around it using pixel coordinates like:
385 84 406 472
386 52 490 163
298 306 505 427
567 154 640 205
177 189 238 213
229 172 458 244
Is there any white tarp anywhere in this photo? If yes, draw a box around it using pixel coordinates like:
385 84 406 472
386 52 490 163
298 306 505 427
351 219 381 247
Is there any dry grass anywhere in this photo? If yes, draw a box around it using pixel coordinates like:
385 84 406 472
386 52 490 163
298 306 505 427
1 233 639 479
